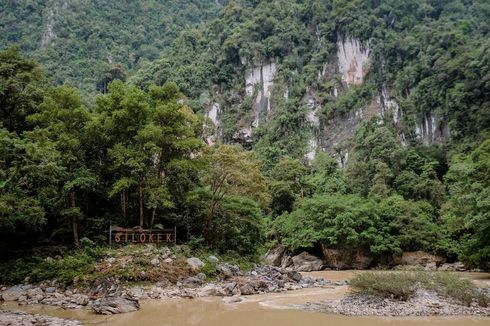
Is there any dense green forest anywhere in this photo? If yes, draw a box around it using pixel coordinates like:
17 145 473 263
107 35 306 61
0 0 225 94
0 0 489 272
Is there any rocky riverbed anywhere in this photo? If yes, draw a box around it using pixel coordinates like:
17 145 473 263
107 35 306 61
300 290 490 316
0 264 330 316
0 310 82 326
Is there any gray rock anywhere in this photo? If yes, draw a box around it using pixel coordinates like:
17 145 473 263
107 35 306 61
265 246 287 266
45 287 56 293
161 246 172 259
291 252 323 272
1 285 26 301
198 284 217 296
92 297 140 315
223 296 242 304
187 257 205 271
208 255 219 263
239 283 255 295
150 257 160 267
0 310 82 326
183 276 202 288
216 263 241 279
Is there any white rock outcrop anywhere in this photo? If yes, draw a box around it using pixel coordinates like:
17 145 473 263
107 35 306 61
337 37 370 86
245 63 277 127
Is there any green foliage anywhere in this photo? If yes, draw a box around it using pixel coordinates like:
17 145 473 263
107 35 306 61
350 271 489 306
0 0 224 93
442 140 490 268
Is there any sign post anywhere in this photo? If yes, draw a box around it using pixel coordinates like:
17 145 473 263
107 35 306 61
110 226 176 245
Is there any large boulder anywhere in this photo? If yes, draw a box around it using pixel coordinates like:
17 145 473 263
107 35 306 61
186 257 205 271
264 246 287 266
396 251 445 267
92 297 140 315
1 285 27 301
321 246 373 270
291 252 323 272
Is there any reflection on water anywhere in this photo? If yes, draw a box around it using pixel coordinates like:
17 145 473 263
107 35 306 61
3 271 490 326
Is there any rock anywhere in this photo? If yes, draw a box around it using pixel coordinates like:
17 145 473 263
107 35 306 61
183 276 202 288
26 287 44 299
321 246 372 269
223 296 242 304
127 287 148 300
288 271 303 282
438 262 467 272
150 258 160 267
92 297 140 315
45 287 56 293
396 251 445 267
265 246 287 266
425 262 437 271
281 255 293 268
208 255 219 263
238 283 255 295
187 257 205 271
161 246 171 259
164 258 173 263
198 284 217 297
291 252 323 272
71 294 89 306
216 263 241 279
0 310 82 326
196 273 207 281
1 285 26 301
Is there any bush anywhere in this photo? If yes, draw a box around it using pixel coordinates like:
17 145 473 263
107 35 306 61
350 271 489 306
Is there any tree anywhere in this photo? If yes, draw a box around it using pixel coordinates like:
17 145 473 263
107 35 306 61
28 86 96 246
0 47 46 132
443 140 490 268
198 144 270 245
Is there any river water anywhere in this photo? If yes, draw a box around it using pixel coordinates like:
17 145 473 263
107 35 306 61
4 271 490 326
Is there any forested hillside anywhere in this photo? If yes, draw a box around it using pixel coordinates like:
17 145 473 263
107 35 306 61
0 0 225 93
0 0 489 279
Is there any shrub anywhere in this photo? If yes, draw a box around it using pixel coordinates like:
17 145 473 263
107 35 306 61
350 271 489 306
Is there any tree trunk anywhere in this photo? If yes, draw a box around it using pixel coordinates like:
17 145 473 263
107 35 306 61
139 184 144 226
150 207 156 227
71 191 80 247
120 189 126 219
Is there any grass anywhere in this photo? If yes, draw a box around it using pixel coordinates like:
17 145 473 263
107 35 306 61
350 271 489 307
0 244 262 287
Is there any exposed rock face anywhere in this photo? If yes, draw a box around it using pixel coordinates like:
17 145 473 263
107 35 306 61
337 36 370 86
414 114 450 145
437 262 466 272
245 63 277 127
291 252 323 272
92 297 140 315
204 102 221 145
319 98 384 155
396 251 445 268
264 246 287 266
321 246 372 270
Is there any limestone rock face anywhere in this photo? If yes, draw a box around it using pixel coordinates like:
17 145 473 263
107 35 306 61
396 251 445 267
245 63 277 127
291 252 323 272
336 36 370 86
321 246 372 270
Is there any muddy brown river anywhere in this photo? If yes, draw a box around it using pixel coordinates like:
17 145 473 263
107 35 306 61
4 271 490 326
